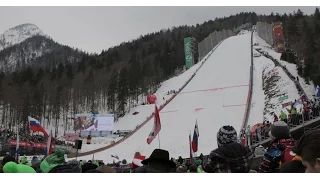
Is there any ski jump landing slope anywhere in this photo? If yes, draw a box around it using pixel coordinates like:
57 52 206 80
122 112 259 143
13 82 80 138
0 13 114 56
76 33 252 162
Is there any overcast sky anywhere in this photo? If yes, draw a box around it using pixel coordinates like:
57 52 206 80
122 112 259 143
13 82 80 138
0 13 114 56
0 6 318 53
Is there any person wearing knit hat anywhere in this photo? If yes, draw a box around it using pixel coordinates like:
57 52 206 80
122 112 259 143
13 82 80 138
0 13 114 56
48 164 75 173
67 160 82 173
96 165 116 173
3 162 36 173
268 121 291 140
40 150 66 173
217 125 238 147
92 160 99 167
2 155 15 166
81 162 98 173
20 156 28 165
259 121 295 173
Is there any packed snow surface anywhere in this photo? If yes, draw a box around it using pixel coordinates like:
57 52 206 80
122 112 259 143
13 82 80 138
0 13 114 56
68 33 252 162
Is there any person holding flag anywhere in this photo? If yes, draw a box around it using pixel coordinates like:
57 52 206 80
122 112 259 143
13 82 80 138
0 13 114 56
191 120 199 154
28 116 48 137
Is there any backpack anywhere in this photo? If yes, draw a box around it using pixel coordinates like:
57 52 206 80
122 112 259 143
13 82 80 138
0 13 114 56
279 139 296 167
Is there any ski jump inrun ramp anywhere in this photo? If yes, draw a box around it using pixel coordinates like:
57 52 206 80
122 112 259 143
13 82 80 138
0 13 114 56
71 33 252 162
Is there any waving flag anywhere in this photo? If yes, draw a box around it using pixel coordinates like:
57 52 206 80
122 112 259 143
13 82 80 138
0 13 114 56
28 116 48 137
147 105 161 144
191 120 199 152
131 155 146 169
189 131 194 164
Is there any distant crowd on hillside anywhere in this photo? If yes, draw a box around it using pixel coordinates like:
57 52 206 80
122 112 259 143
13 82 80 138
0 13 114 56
0 129 67 145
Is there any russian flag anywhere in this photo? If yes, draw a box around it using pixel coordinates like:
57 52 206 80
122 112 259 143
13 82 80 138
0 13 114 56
191 120 199 153
28 116 48 137
189 132 194 164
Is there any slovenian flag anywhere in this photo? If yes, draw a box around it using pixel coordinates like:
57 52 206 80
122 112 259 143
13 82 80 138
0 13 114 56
191 120 199 153
28 116 48 137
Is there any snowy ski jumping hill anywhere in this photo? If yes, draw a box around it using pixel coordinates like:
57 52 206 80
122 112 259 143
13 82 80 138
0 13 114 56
69 33 252 162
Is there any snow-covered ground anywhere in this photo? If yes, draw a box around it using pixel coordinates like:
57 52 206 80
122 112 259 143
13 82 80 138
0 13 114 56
253 32 315 100
67 33 252 162
247 50 266 126
0 23 46 51
247 33 303 125
76 41 222 153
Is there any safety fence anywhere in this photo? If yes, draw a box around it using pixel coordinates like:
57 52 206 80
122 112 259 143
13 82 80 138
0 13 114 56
198 29 234 61
256 21 273 46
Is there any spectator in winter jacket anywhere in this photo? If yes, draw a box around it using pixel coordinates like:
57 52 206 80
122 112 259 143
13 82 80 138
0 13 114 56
2 155 15 166
258 121 295 173
82 162 98 173
96 165 116 173
177 156 184 165
273 113 279 122
204 126 253 173
176 165 187 173
40 150 66 173
252 146 266 171
203 142 253 173
279 110 288 123
66 160 82 173
132 149 176 173
279 160 305 173
3 162 36 173
294 129 320 173
188 164 198 173
20 156 28 165
49 164 77 173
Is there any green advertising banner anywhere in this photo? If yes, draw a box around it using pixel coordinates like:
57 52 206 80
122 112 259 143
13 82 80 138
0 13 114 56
184 37 193 68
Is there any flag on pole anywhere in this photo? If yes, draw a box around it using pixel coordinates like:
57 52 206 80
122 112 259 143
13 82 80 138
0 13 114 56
147 105 161 144
131 155 146 169
191 120 199 152
189 131 194 165
15 128 20 161
46 130 53 156
28 116 48 137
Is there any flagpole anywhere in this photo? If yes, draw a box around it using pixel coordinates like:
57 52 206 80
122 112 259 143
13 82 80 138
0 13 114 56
158 133 161 149
15 127 19 161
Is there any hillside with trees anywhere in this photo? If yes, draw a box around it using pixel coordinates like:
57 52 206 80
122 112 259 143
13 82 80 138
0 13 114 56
1 9 319 136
